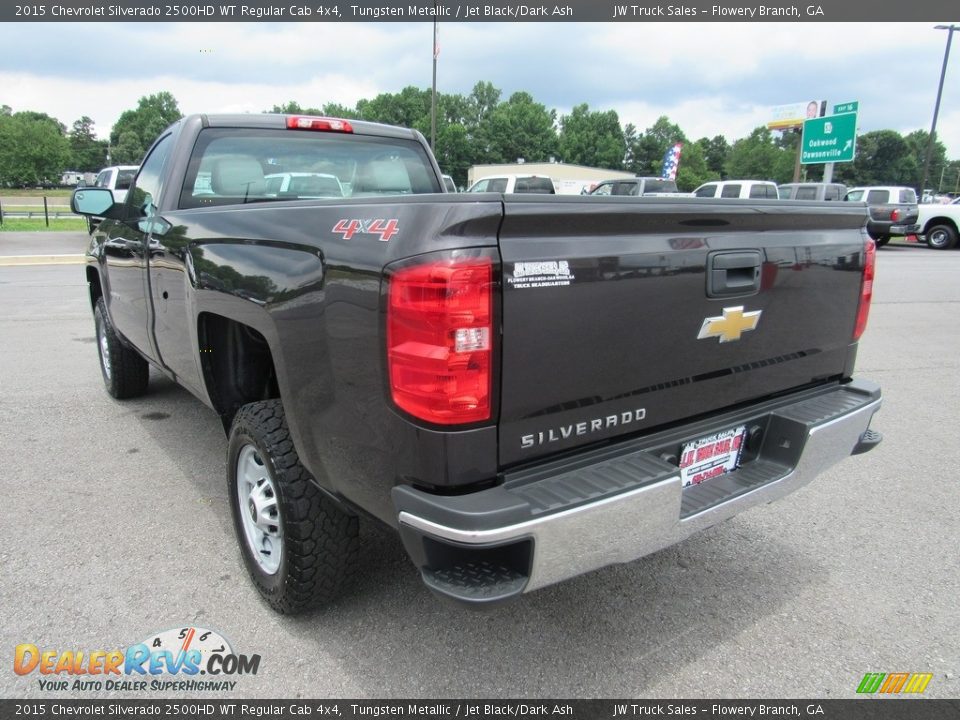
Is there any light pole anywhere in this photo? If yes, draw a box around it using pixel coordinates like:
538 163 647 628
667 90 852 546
430 15 438 152
919 24 957 201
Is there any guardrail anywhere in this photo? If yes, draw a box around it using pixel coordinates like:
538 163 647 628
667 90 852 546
0 198 80 227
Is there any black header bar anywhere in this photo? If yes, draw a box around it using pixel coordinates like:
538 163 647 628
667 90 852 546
3 0 959 22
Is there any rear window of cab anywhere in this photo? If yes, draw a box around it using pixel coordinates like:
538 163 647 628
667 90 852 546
178 128 440 209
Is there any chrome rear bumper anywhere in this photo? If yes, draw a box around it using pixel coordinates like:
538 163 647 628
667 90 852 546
394 379 882 605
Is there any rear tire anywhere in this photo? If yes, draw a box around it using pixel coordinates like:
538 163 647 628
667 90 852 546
925 224 957 250
228 399 358 614
94 297 149 399
872 236 890 247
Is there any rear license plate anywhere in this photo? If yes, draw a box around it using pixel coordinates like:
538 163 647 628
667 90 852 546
679 425 747 487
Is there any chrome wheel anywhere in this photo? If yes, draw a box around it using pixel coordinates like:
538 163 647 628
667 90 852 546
236 444 283 575
926 225 956 250
97 321 112 380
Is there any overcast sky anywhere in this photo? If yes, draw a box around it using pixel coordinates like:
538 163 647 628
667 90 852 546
2 21 959 164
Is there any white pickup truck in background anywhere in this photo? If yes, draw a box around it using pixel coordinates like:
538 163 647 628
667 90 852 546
88 165 139 233
917 197 960 250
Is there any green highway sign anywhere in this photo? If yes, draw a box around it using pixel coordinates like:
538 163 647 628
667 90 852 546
833 101 859 114
801 112 857 164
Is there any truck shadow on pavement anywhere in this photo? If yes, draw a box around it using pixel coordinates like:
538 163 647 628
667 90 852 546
132 373 825 698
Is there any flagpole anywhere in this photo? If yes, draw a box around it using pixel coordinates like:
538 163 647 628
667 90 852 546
431 15 438 151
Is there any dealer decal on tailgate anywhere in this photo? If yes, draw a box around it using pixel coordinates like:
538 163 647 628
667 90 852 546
332 218 399 242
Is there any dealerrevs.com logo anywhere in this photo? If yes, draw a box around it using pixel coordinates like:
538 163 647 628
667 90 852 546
14 627 260 692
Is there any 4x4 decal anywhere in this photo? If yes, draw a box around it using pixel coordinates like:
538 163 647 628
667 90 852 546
332 218 399 242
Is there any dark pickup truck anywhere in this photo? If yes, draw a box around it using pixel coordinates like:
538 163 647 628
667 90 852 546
72 113 883 613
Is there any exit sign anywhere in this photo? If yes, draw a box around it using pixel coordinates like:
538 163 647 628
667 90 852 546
833 101 859 114
801 112 858 164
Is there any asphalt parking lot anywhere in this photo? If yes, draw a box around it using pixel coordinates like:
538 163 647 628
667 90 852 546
1 233 958 699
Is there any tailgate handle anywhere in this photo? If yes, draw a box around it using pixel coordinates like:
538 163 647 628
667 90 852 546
707 251 762 297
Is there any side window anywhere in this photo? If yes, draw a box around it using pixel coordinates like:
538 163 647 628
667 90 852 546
694 184 717 198
264 176 284 196
614 182 638 196
795 187 817 200
900 189 917 203
468 179 488 193
94 170 111 188
488 178 508 193
721 184 741 198
866 190 889 204
126 134 173 220
591 182 614 196
844 190 864 202
825 186 841 201
115 169 136 191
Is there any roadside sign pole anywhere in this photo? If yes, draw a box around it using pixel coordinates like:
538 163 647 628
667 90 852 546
792 127 803 183
823 163 834 183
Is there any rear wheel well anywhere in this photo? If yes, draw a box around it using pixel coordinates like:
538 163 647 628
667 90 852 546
924 216 958 235
198 313 280 431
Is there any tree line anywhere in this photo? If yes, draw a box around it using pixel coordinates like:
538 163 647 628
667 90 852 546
1 85 957 194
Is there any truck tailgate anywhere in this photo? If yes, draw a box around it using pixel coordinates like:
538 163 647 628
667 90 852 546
497 197 869 467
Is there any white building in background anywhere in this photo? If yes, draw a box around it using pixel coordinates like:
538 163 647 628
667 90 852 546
468 162 634 195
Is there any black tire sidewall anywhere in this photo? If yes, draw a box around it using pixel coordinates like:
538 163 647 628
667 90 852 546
94 298 118 397
927 225 956 250
227 419 289 598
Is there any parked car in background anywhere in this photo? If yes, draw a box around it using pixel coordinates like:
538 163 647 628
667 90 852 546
778 183 847 201
916 200 960 250
692 180 779 199
587 176 681 197
843 186 920 247
87 165 139 233
264 172 344 198
466 174 555 194
441 174 457 193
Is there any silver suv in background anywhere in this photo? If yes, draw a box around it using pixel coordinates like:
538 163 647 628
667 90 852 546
466 174 556 194
692 180 779 199
778 183 847 201
587 177 681 197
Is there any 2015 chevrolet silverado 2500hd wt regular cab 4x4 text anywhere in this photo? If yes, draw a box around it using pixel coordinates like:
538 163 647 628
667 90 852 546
72 114 883 613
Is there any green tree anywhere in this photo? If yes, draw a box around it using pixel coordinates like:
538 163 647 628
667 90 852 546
627 116 687 176
696 135 730 177
466 81 501 131
725 126 792 182
110 92 182 165
482 91 557 164
0 111 71 186
903 129 948 189
268 100 322 114
834 130 914 186
357 86 432 128
558 103 625 170
675 142 716 191
69 116 108 172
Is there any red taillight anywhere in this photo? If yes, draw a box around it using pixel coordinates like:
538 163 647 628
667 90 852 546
387 256 494 425
286 115 353 133
890 208 901 222
854 237 876 340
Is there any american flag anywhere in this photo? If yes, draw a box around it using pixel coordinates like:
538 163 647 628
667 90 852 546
660 143 683 181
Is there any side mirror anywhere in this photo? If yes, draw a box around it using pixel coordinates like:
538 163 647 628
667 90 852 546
71 188 115 216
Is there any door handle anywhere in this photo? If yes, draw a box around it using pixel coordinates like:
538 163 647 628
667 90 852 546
707 250 762 298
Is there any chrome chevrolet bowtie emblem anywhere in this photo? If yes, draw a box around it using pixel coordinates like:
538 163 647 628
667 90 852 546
697 306 762 343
